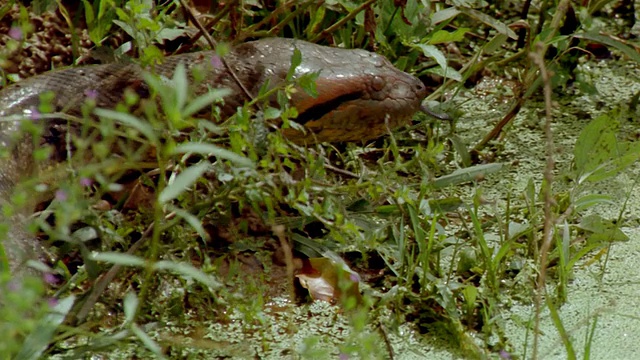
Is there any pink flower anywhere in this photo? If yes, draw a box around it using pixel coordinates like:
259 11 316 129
8 26 22 40
47 297 59 307
43 272 58 285
80 177 93 187
210 55 223 69
29 107 41 120
84 89 98 100
55 190 67 201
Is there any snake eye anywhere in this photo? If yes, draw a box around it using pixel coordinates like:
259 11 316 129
372 76 385 91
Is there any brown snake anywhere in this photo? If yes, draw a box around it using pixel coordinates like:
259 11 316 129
0 37 427 273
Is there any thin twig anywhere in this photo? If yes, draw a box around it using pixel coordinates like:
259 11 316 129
378 322 395 360
178 0 254 102
272 225 295 302
517 0 532 48
185 1 236 47
241 1 320 41
529 40 555 360
309 0 377 43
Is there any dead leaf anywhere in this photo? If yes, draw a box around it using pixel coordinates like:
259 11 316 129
296 255 362 306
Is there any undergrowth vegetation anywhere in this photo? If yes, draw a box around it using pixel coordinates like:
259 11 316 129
1 0 640 359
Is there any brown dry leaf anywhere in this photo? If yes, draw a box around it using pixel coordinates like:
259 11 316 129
121 179 156 211
394 0 412 25
296 255 362 306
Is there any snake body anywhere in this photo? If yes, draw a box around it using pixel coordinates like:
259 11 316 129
0 37 427 273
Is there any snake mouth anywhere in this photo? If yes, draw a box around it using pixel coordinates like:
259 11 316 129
294 91 366 125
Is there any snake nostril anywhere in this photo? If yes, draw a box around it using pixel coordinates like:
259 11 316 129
415 81 426 94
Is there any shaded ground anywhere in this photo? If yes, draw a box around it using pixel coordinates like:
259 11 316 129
454 59 640 359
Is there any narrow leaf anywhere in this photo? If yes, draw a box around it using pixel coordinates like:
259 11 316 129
92 252 147 267
15 296 75 360
416 44 448 70
131 323 166 359
94 108 158 144
173 143 255 168
167 204 208 241
460 8 518 39
123 292 139 325
172 63 188 110
432 7 461 24
153 261 222 289
432 163 504 188
158 161 210 204
577 31 640 64
182 88 231 117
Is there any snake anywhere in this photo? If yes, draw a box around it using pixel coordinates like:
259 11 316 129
0 37 427 274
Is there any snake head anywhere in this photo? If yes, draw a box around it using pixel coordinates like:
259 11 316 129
245 38 427 144
285 49 427 143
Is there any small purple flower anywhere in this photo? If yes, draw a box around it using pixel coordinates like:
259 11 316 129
84 89 98 100
55 189 67 201
210 55 223 69
80 177 93 187
8 26 22 40
349 272 361 283
499 349 512 359
47 297 59 308
43 272 58 285
28 107 41 120
339 353 349 360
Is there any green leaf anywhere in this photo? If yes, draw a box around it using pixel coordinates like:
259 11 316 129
182 88 231 118
432 163 504 189
574 113 640 182
173 143 255 168
429 28 470 44
131 323 166 359
158 161 210 204
448 135 471 167
432 7 461 25
153 261 222 289
287 47 303 81
15 296 75 360
424 66 463 82
416 44 447 71
574 194 615 213
460 8 518 39
173 63 188 111
574 114 617 171
483 33 509 54
167 204 208 241
112 19 134 38
94 108 158 144
123 292 139 325
577 31 640 64
92 252 147 267
415 44 463 82
297 72 320 98
578 214 629 243
263 106 281 120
